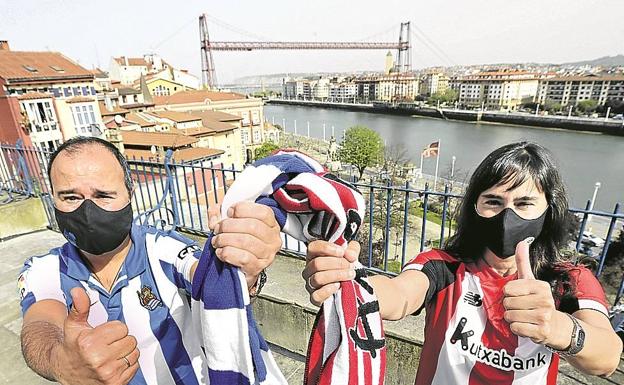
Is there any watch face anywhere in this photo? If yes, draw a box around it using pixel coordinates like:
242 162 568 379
576 327 585 349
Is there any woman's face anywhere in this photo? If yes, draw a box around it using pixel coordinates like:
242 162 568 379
475 176 548 220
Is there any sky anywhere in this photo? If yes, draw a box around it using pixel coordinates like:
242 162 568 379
1 0 623 84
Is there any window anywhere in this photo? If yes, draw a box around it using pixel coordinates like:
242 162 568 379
50 65 64 73
73 87 81 96
82 86 89 95
52 88 61 97
23 65 38 73
91 86 96 95
64 87 72 97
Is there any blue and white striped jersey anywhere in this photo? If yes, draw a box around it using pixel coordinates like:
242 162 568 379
19 225 208 385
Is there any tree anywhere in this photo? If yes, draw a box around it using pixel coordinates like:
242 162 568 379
543 99 563 113
428 89 458 105
253 142 279 160
576 99 599 114
339 125 383 180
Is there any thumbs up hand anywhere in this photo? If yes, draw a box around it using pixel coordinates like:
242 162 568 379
502 238 557 345
55 287 140 385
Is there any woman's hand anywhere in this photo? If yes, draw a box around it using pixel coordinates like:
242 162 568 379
302 240 359 306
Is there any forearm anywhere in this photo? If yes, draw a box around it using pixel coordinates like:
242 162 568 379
369 271 428 321
21 321 64 382
548 311 622 376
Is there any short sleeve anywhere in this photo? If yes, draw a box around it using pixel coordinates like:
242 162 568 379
402 249 460 314
558 265 610 317
18 255 66 316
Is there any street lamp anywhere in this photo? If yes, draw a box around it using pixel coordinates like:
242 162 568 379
451 156 456 179
587 181 601 229
589 182 601 211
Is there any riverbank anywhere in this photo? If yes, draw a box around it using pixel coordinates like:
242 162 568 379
267 99 624 137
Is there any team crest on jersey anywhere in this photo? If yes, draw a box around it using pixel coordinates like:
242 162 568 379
137 285 163 311
17 272 28 301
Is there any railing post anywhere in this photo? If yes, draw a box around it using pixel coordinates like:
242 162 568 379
574 200 592 255
420 183 429 252
383 181 391 271
368 184 374 268
596 203 620 277
440 184 450 247
401 181 410 267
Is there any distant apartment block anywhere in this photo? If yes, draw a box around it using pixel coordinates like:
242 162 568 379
536 75 624 107
456 71 539 110
419 72 449 96
0 41 104 150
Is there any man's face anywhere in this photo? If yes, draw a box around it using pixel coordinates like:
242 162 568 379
50 145 130 213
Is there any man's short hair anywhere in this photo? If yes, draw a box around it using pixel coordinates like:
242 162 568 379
47 136 133 196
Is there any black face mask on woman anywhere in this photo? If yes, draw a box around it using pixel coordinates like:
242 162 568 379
54 199 133 255
475 207 547 258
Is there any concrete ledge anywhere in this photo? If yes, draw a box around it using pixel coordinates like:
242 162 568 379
0 198 48 240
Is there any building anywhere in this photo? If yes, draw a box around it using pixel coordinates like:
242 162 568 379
283 78 311 99
375 74 420 102
0 41 104 149
109 54 199 89
119 130 223 164
329 81 358 102
536 75 624 107
419 72 449 97
456 71 539 110
152 90 266 157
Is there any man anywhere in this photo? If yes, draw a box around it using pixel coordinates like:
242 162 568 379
19 136 282 385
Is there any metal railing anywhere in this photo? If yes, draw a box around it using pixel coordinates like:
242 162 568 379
1 143 623 305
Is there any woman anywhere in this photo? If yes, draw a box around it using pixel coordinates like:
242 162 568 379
303 142 622 384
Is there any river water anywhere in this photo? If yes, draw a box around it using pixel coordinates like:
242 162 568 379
265 104 624 212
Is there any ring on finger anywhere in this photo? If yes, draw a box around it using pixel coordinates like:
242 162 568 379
123 356 131 368
307 276 317 291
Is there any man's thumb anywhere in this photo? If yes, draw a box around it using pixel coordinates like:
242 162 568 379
67 287 91 325
515 237 536 280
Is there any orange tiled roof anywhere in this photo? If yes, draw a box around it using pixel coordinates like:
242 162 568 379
0 51 94 83
125 112 156 127
98 102 129 116
16 92 52 100
120 130 197 147
114 56 153 69
148 110 202 123
124 147 223 162
153 89 247 106
191 110 242 122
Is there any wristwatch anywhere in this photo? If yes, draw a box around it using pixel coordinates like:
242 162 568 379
546 313 585 356
248 270 267 298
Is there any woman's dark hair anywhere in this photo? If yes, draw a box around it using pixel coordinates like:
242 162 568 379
444 141 569 280
47 136 133 197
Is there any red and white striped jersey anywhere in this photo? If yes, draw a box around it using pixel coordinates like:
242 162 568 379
403 249 609 385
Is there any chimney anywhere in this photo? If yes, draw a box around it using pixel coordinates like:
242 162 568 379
0 40 10 51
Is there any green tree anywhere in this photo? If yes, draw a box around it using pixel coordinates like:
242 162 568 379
576 100 599 113
339 125 384 180
253 142 279 160
543 99 563 112
428 89 458 105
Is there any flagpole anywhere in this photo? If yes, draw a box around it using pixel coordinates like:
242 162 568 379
433 139 440 192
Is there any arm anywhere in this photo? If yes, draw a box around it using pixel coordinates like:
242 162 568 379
548 309 622 376
21 288 139 385
303 240 431 321
21 299 67 381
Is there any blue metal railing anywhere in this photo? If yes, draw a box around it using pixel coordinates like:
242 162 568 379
1 143 623 305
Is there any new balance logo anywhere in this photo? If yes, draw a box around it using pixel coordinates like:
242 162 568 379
463 291 483 307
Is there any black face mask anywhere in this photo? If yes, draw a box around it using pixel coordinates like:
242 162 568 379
475 207 547 258
54 200 133 256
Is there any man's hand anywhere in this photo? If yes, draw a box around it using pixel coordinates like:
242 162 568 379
209 202 282 289
55 288 139 385
503 239 572 347
302 240 358 306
